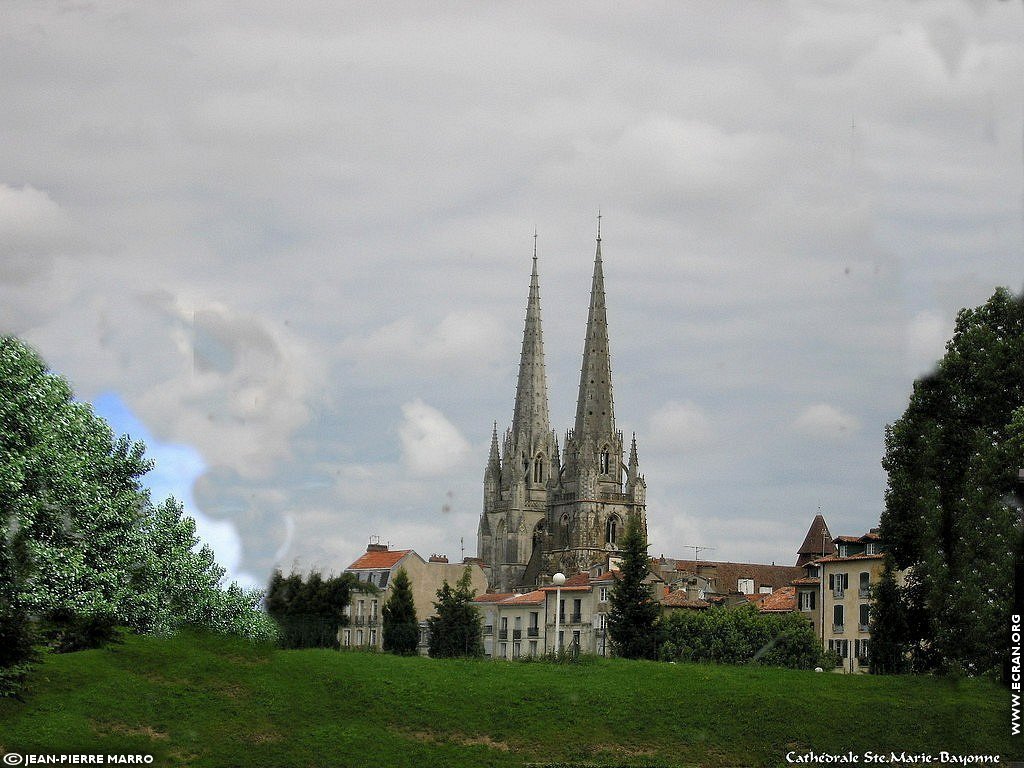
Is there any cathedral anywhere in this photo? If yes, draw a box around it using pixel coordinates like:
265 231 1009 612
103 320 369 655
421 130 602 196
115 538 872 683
477 225 647 592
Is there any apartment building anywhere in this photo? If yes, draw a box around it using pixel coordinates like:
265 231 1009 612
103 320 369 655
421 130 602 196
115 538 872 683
796 528 896 673
341 541 488 652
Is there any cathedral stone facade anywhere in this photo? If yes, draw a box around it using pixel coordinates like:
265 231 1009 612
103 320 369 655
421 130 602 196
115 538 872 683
477 229 647 592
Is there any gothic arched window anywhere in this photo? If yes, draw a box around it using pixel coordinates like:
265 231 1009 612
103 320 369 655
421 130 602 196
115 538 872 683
607 515 620 547
600 446 610 474
534 454 544 483
560 514 571 546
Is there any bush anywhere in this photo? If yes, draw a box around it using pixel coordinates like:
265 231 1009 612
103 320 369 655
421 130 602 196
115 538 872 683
658 605 823 670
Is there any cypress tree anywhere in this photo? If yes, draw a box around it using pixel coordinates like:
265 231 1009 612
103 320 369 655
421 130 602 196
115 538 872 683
427 567 483 658
607 513 661 659
382 567 418 655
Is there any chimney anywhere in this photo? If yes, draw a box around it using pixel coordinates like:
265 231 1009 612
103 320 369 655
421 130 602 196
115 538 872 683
429 554 449 563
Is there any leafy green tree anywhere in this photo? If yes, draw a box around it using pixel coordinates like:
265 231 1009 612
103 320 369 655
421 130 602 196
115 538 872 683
0 336 275 662
657 605 822 669
427 566 482 658
264 569 358 649
382 567 418 655
879 287 1024 675
607 513 661 659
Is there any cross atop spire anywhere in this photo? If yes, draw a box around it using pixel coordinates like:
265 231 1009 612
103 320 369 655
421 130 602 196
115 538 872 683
572 220 615 443
596 209 601 242
510 236 551 454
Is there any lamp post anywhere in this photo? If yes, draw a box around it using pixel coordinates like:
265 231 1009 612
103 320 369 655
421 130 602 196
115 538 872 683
552 572 566 655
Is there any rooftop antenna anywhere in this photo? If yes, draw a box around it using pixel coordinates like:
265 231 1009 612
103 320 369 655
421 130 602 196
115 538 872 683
460 536 465 561
682 544 715 562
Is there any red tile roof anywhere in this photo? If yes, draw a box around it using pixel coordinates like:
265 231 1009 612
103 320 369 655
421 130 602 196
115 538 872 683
817 553 884 564
661 590 710 609
504 590 546 605
346 549 412 570
668 560 804 594
758 586 797 612
473 593 515 603
791 577 820 586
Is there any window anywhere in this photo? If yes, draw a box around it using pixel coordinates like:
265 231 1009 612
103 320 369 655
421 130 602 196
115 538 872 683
369 629 377 646
513 642 521 658
833 605 844 632
559 599 565 622
607 515 619 546
828 639 849 664
759 586 772 594
378 571 390 588
356 630 363 645
600 448 610 474
857 639 870 662
799 590 816 611
838 544 848 557
737 578 754 595
370 599 378 620
859 603 870 631
859 571 870 596
572 630 581 647
342 630 350 647
599 587 608 602
499 643 507 658
529 641 538 656
534 455 544 483
572 598 582 622
865 542 877 555
829 572 848 595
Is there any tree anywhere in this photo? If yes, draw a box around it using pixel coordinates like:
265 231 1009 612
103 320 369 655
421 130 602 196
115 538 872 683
607 513 661 659
0 336 276 666
426 566 482 658
868 560 909 674
264 569 359 649
657 604 822 669
382 567 418 655
879 287 1024 675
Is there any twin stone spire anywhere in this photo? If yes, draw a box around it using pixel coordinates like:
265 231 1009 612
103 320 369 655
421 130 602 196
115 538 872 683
478 226 648 592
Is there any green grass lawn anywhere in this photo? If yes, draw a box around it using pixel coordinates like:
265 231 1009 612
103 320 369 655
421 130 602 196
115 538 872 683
0 631 1019 767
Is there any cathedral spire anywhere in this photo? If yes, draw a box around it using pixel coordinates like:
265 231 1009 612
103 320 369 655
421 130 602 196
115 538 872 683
510 238 551 453
487 421 500 472
572 217 615 443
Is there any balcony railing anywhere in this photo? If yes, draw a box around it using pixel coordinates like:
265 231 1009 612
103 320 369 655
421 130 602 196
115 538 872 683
527 627 539 637
512 629 522 639
570 613 582 623
353 616 366 626
859 588 871 598
833 588 845 599
483 624 493 635
498 629 509 640
832 624 845 634
858 624 870 633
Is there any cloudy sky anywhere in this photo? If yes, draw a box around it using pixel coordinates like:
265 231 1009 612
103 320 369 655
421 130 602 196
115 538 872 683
2 1 1021 588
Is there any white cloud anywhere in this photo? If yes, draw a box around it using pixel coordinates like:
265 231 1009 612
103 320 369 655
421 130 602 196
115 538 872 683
399 399 471 478
792 404 861 440
646 400 714 452
906 309 951 378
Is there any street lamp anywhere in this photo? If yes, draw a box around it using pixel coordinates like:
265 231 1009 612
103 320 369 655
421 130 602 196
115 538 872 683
552 572 566 655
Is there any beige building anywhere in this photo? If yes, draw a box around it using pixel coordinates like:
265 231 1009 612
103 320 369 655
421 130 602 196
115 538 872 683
341 541 488 653
794 528 899 673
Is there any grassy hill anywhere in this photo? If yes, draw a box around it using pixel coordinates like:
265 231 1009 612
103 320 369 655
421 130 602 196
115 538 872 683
0 631 1018 767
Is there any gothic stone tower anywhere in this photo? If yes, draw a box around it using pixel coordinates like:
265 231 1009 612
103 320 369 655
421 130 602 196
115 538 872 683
478 246 559 592
478 226 647 591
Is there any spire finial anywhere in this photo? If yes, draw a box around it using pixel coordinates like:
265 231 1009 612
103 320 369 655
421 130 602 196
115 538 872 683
596 209 602 242
533 228 538 263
